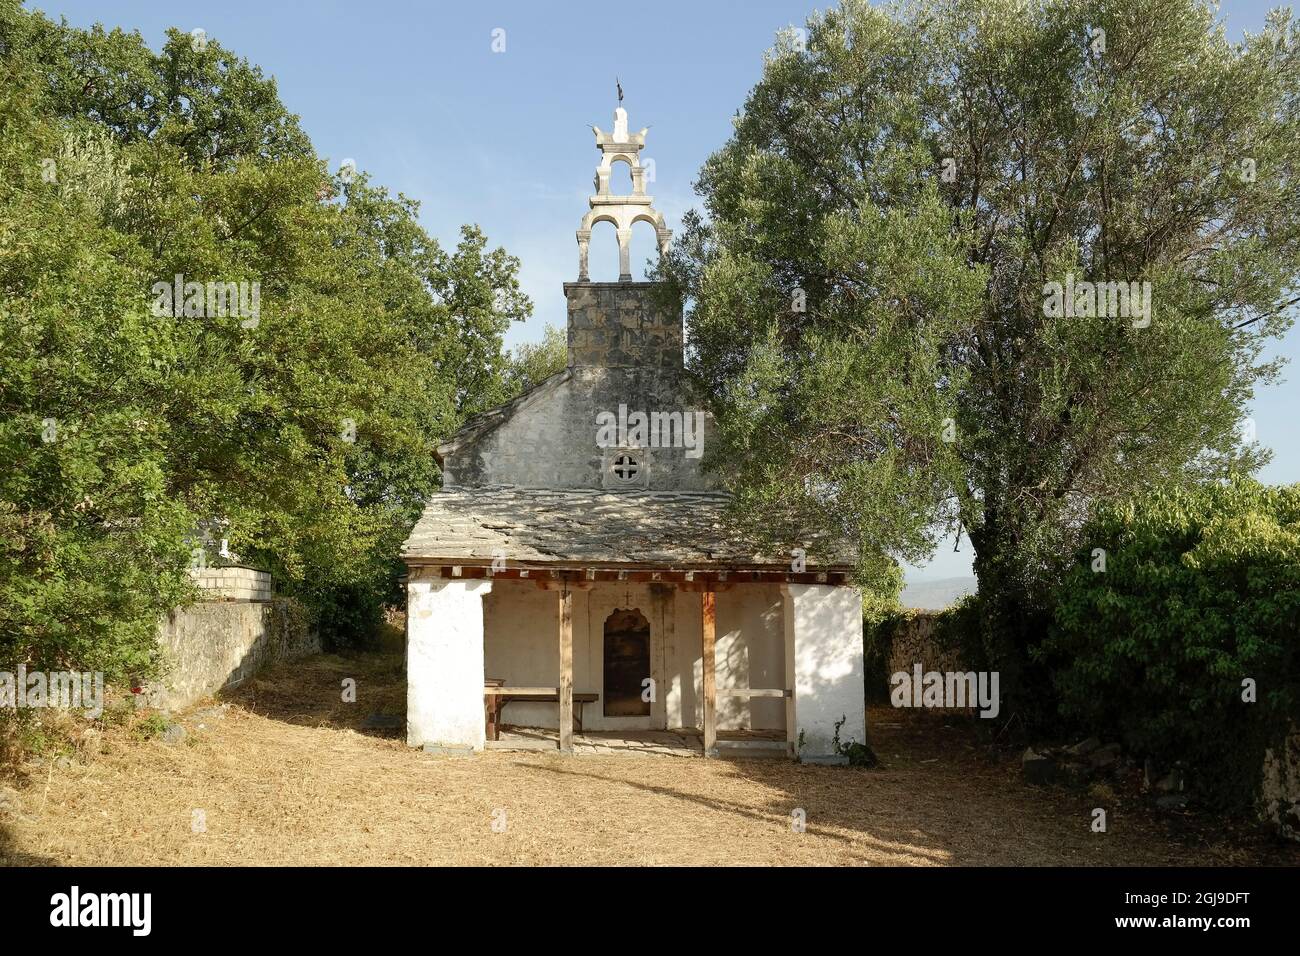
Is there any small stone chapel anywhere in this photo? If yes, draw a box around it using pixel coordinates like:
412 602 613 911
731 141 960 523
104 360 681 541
401 105 866 757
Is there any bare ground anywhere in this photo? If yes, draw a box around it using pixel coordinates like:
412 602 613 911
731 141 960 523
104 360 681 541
1 649 1294 866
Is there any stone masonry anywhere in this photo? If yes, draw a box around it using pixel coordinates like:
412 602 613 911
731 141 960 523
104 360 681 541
191 565 272 601
147 571 319 710
565 282 683 369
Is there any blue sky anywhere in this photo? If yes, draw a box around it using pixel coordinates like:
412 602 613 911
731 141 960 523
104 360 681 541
36 0 1299 582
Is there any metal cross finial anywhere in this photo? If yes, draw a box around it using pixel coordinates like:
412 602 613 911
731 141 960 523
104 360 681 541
616 77 624 105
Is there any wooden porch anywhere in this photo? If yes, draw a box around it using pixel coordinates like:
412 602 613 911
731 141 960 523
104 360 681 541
468 569 798 755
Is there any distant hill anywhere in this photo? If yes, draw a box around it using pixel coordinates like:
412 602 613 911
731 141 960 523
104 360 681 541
900 576 977 611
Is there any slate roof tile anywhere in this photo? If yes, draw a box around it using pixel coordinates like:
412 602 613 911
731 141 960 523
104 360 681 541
401 485 857 569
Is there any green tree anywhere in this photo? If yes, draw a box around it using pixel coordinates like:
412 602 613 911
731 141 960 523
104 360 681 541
661 0 1300 711
1040 478 1300 812
499 324 568 401
0 2 531 683
1 10 195 679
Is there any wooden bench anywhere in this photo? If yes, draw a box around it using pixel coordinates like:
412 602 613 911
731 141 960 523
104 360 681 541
484 682 599 740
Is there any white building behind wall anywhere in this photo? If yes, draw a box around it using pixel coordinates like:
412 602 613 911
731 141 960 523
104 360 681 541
401 105 865 758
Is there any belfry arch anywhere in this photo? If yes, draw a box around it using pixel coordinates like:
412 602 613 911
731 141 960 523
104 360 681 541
576 105 673 281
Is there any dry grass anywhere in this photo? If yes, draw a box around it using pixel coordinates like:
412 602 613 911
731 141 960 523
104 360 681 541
1 649 1294 867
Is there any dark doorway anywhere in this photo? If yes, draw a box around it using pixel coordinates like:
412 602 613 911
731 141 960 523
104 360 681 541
603 608 651 716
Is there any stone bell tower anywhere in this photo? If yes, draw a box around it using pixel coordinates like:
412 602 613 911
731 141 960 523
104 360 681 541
576 106 672 281
437 100 713 492
566 103 681 371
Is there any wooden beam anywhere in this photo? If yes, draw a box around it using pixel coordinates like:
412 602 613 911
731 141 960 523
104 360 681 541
558 587 573 753
701 589 717 756
484 686 560 696
423 564 852 587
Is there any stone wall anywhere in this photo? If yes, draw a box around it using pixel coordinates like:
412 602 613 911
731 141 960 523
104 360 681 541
1261 726 1300 842
438 279 718 492
148 598 319 711
190 565 272 601
884 611 970 683
879 613 1298 839
564 281 682 368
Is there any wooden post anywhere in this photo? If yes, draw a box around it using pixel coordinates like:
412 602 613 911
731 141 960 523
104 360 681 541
559 586 574 753
782 586 797 758
701 589 717 756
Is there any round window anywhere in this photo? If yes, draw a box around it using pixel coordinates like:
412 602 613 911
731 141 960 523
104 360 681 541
611 453 640 482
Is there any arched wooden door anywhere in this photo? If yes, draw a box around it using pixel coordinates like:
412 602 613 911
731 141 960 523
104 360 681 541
603 608 651 716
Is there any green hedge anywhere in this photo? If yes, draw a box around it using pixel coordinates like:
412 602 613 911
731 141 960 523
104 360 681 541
863 611 907 703
1037 477 1300 812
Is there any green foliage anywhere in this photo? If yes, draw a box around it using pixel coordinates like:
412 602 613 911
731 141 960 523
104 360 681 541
860 566 904 625
1038 478 1300 811
832 714 878 766
0 3 531 681
661 0 1300 711
130 712 171 742
498 324 568 402
863 611 907 702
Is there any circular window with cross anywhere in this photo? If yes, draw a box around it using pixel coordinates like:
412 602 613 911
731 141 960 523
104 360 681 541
611 452 640 483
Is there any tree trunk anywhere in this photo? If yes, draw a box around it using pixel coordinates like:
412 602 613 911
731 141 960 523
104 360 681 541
969 508 1044 725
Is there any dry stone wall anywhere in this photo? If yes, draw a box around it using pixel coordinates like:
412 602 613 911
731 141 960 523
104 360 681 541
147 571 318 710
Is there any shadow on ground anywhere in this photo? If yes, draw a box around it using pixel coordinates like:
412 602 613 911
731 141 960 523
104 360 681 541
0 821 54 865
210 645 1296 866
220 625 407 740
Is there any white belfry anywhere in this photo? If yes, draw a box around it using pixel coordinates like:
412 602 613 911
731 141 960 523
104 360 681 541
577 106 672 281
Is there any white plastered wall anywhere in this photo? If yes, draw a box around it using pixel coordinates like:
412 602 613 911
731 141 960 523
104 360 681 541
717 583 786 730
406 571 492 749
781 583 865 756
481 582 570 730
